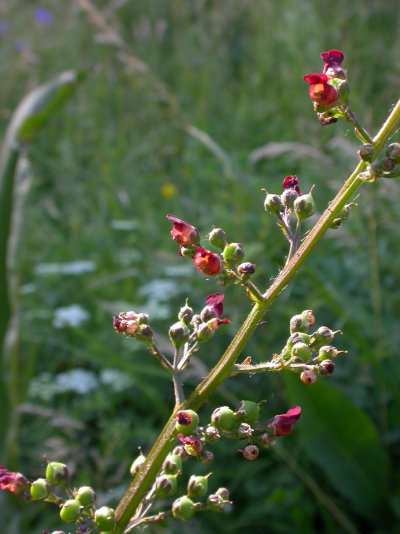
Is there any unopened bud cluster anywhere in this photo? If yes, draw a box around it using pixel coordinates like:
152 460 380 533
279 310 346 384
358 142 400 180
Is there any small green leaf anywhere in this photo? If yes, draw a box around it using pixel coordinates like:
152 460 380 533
284 375 390 521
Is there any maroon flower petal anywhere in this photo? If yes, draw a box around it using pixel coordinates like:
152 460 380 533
206 293 225 317
320 49 344 65
303 73 329 84
269 405 301 437
166 214 200 246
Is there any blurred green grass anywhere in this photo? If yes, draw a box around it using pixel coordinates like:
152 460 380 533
1 1 400 532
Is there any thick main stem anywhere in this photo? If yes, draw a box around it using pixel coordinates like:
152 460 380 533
114 99 400 533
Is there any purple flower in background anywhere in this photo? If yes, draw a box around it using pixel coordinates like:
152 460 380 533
34 7 53 25
0 19 8 36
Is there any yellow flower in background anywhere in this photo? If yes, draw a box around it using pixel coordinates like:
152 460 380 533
160 182 177 199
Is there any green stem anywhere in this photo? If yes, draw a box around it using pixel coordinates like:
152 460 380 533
114 99 400 533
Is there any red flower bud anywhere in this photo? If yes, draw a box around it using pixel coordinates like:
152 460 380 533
0 466 30 496
320 49 346 79
193 247 222 275
268 406 301 437
303 73 339 107
282 175 302 195
166 214 200 246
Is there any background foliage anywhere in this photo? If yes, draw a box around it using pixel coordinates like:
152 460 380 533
1 1 400 532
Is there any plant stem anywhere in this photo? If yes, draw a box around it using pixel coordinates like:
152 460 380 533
114 99 400 533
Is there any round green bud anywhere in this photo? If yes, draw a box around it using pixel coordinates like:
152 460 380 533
382 156 395 172
169 321 190 349
235 400 260 424
264 193 283 214
196 323 214 343
208 228 227 249
60 499 81 524
175 410 199 436
130 450 146 476
163 454 183 475
386 142 400 164
178 302 193 324
311 326 336 346
286 332 311 349
281 188 298 208
237 262 256 278
30 478 51 500
211 406 238 431
294 193 315 220
291 342 312 362
94 506 116 532
358 143 375 162
136 323 154 341
330 218 342 229
180 246 196 258
46 462 69 486
76 486 96 507
155 474 177 497
172 496 196 521
187 474 210 498
317 345 338 360
222 243 245 264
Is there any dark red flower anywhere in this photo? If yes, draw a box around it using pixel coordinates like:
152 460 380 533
303 73 339 107
176 411 193 426
268 406 301 437
177 434 203 456
321 49 345 79
0 466 30 495
166 214 200 246
193 247 222 276
282 175 301 195
206 293 225 317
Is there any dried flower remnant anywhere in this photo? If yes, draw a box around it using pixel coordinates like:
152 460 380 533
303 73 339 107
166 214 200 247
268 406 301 436
0 466 30 497
282 175 302 195
193 247 222 275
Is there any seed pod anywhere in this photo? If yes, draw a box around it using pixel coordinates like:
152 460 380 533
317 345 339 360
235 400 260 424
237 262 256 277
264 193 283 214
211 406 238 431
46 462 69 486
60 499 81 524
76 486 96 507
163 454 183 475
281 188 299 209
289 314 309 334
94 506 116 532
294 191 315 220
319 359 335 376
30 478 51 500
208 228 227 249
175 410 199 436
155 474 178 497
169 321 190 349
172 496 196 521
222 243 245 264
386 142 400 163
187 474 210 498
196 323 214 342
130 449 146 476
178 301 194 324
291 342 312 362
311 326 338 346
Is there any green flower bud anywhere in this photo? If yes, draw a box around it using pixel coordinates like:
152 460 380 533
237 262 256 278
130 449 146 476
95 506 116 532
358 143 375 162
172 445 189 459
291 342 312 362
30 478 51 500
289 314 309 334
60 499 81 524
172 496 196 521
294 191 315 220
318 359 335 376
235 400 260 424
204 425 221 443
281 188 299 209
136 313 149 325
208 228 227 249
155 474 177 497
286 332 311 350
317 345 338 360
264 193 283 214
386 142 400 164
76 486 96 507
163 454 183 475
196 323 214 342
222 243 245 264
178 301 194 324
169 321 190 349
300 369 318 384
136 323 154 342
46 462 69 486
180 246 196 258
311 326 338 346
175 410 199 436
187 474 210 498
211 406 238 431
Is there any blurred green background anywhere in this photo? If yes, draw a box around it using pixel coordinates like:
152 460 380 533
1 1 400 532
